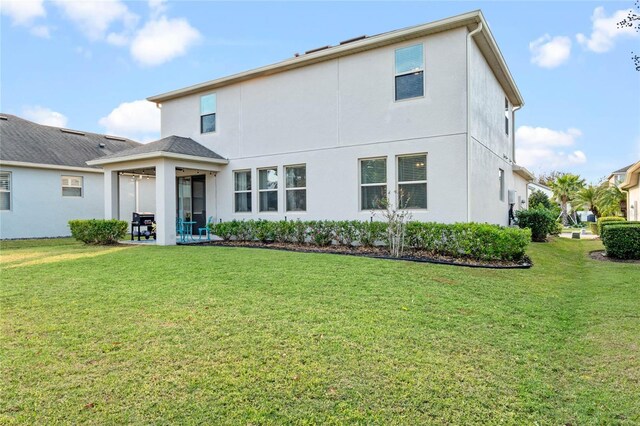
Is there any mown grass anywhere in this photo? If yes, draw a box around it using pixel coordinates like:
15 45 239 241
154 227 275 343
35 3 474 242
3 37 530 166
1 238 638 424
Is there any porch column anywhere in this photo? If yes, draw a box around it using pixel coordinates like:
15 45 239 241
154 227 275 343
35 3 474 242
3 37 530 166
156 159 176 246
104 169 119 219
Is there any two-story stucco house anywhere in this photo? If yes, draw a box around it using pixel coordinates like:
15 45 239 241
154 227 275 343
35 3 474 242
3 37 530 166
88 10 534 245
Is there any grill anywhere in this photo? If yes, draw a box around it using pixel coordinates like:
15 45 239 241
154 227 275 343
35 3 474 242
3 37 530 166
131 212 155 241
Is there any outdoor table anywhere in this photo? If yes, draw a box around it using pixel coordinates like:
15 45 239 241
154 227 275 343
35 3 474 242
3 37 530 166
182 221 197 242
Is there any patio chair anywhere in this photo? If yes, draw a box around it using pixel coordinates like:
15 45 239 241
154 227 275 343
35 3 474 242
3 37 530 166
199 216 213 240
176 217 185 242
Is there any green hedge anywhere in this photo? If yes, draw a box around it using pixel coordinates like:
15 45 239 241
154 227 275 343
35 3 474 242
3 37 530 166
68 219 128 244
588 222 598 235
600 221 640 243
515 207 557 242
601 225 640 259
596 216 626 235
209 220 530 262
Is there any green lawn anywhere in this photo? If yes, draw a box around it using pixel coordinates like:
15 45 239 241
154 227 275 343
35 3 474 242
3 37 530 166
1 238 638 424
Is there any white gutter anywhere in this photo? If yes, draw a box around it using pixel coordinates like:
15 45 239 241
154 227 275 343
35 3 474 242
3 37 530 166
0 160 103 173
86 151 229 166
511 104 522 162
466 22 483 223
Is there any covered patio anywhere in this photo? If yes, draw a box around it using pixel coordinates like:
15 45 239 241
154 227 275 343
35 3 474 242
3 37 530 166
87 136 227 245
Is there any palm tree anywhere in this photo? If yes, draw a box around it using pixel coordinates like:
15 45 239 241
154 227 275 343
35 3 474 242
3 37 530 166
549 174 585 225
596 184 627 217
573 184 602 217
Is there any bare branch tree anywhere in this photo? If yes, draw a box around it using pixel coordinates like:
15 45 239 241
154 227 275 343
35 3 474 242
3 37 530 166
617 0 640 71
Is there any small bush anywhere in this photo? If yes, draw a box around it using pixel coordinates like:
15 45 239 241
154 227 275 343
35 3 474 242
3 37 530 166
600 221 640 243
601 225 640 259
335 220 359 247
292 220 308 244
210 221 232 241
356 221 387 248
515 207 557 242
68 219 128 245
597 216 625 235
308 220 335 246
274 220 295 243
253 220 276 243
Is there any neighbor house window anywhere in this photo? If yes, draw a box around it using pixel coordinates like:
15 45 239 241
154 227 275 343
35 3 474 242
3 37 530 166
62 175 83 197
200 93 216 133
258 167 278 212
395 44 424 101
285 165 306 212
0 172 11 211
505 98 510 135
360 158 387 210
499 169 505 201
397 154 427 209
234 170 251 212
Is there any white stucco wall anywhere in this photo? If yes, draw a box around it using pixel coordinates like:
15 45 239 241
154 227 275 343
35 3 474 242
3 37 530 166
0 166 105 239
118 176 156 221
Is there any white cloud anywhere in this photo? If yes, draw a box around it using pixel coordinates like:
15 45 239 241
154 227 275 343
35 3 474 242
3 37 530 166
29 24 50 38
99 100 160 142
515 126 587 169
576 7 639 53
22 106 68 128
0 0 45 25
529 34 572 68
148 0 167 18
130 16 200 66
52 0 138 41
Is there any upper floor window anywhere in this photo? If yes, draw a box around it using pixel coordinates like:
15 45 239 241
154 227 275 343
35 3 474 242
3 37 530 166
234 170 251 212
360 158 387 210
62 175 83 197
395 44 424 101
398 154 427 209
285 165 306 212
258 167 278 212
0 171 11 210
200 94 216 133
504 98 510 135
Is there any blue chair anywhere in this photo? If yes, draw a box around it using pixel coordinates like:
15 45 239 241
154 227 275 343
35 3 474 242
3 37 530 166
199 216 213 240
176 217 185 242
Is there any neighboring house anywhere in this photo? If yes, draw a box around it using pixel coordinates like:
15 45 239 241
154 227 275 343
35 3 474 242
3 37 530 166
0 114 152 239
608 164 634 187
87 10 532 246
620 161 640 221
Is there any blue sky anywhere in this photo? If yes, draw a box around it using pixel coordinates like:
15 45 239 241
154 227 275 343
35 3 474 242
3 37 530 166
1 1 639 182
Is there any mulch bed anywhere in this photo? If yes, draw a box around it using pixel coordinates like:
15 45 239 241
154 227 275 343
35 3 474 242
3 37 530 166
588 250 640 264
196 240 532 269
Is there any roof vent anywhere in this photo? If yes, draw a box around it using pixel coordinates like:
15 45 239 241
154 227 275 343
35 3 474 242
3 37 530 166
60 128 85 136
339 35 367 45
104 135 126 142
305 45 331 55
99 143 106 148
0 116 7 121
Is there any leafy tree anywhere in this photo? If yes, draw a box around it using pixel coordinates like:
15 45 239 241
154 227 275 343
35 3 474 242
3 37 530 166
529 190 553 209
537 171 567 187
573 184 603 217
597 184 627 217
617 0 640 71
549 174 585 225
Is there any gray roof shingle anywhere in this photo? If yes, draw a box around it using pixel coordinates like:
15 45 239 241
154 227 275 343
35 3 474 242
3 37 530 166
95 135 226 161
0 113 140 168
612 164 635 174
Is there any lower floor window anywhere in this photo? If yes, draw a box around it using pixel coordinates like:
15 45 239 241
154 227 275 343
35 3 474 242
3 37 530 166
285 165 306 212
0 171 11 210
397 154 427 209
62 175 83 197
234 170 252 212
259 168 278 212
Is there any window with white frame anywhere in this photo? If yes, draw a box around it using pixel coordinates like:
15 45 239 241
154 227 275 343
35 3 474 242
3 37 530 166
258 167 278 212
395 44 424 101
200 93 216 133
499 168 505 201
0 172 11 210
397 154 427 209
360 158 387 210
285 165 306 212
234 170 252 212
62 175 83 197
504 98 510 135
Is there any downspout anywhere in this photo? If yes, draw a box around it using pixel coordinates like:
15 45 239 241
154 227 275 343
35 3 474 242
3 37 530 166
511 105 522 162
466 22 482 222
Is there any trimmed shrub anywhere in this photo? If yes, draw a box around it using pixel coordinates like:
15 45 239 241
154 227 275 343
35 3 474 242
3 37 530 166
335 220 359 247
601 225 640 259
600 221 640 243
274 220 296 243
356 221 387 248
292 219 308 244
254 219 276 243
210 221 232 241
405 222 530 261
68 219 128 245
308 220 335 246
515 207 557 242
597 216 625 235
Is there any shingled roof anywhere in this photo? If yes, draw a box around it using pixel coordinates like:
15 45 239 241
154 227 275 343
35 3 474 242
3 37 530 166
94 135 226 162
0 113 139 169
612 164 634 174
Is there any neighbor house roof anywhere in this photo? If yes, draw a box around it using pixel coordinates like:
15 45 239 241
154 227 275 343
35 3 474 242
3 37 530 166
0 113 139 171
620 161 640 190
148 10 524 107
86 135 227 166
